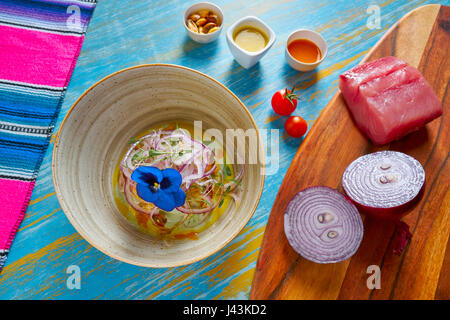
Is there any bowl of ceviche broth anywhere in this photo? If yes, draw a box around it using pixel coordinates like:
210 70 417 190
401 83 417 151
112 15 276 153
53 64 265 268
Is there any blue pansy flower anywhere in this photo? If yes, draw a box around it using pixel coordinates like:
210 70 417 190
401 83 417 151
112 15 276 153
131 166 186 212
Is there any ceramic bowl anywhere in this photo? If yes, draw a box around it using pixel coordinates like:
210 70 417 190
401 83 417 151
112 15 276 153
285 29 328 72
226 16 276 69
184 2 223 44
53 64 265 268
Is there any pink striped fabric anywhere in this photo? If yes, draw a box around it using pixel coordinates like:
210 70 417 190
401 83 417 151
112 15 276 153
0 0 96 272
0 25 83 87
0 179 34 250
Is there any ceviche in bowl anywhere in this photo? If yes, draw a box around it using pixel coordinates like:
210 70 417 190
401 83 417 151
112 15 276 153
115 122 244 240
52 64 264 267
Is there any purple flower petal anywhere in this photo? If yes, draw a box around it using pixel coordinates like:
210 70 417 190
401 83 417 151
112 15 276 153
131 166 162 184
153 190 176 212
160 168 182 192
173 189 186 207
136 183 157 203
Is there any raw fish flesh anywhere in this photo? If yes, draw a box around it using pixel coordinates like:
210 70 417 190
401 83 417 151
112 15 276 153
339 56 442 145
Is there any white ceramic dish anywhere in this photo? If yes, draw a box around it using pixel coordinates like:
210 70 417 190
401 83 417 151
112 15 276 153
53 64 265 268
184 2 223 44
226 16 276 69
285 29 328 72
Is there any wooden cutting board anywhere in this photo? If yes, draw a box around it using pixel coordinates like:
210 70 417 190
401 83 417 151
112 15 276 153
250 4 449 300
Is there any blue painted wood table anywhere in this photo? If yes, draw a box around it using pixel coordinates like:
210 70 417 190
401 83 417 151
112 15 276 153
0 0 447 299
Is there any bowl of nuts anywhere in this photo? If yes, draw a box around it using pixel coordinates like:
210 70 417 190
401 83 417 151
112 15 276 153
184 2 223 43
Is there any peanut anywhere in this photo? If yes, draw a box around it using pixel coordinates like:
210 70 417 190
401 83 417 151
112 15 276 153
186 19 198 33
208 26 219 34
203 22 216 33
188 14 200 22
195 18 207 26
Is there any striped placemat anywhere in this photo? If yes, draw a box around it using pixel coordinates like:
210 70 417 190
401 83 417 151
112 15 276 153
0 0 96 272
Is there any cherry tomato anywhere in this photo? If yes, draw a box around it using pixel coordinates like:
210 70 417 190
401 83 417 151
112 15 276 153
285 116 307 138
271 89 298 115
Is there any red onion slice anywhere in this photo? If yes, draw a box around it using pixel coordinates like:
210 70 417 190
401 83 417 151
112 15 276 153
342 151 425 211
123 178 155 215
284 186 363 264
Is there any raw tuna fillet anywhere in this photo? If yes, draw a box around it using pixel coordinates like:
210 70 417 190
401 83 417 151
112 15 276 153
339 56 443 145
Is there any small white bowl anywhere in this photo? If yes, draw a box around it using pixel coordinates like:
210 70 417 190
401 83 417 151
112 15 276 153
285 29 327 72
226 16 276 69
184 2 223 44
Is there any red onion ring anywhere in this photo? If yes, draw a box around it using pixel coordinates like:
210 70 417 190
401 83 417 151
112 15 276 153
284 186 363 264
176 194 221 214
342 151 425 214
123 178 155 215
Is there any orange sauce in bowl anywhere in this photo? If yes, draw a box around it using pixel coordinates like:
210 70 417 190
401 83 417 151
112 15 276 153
287 39 322 63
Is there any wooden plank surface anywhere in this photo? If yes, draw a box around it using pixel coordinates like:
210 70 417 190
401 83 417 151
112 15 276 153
250 4 449 300
1 0 448 299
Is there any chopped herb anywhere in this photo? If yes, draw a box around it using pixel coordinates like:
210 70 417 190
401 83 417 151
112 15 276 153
178 150 192 156
219 185 233 208
200 198 212 207
225 165 232 177
148 149 162 157
229 178 241 186
222 158 228 177
128 137 138 145
131 150 146 162
147 149 192 158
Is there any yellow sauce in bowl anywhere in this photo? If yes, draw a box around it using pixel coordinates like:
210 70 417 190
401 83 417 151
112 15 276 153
233 26 268 52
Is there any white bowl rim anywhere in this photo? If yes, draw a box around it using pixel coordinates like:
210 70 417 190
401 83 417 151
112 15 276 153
183 2 224 39
52 63 266 268
285 29 328 66
226 15 276 57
